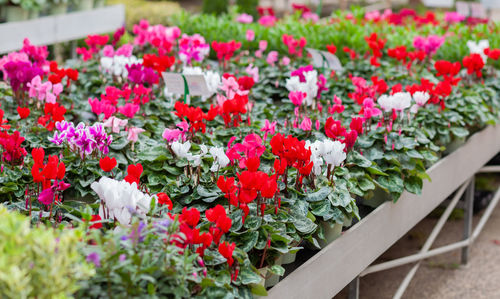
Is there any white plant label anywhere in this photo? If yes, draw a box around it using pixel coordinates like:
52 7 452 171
162 72 211 96
307 48 343 71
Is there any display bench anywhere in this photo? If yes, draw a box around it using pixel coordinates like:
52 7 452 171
268 123 500 299
0 5 125 53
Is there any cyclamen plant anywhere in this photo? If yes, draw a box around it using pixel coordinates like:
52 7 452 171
2 8 500 298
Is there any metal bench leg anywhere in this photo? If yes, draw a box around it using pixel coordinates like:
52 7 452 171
348 276 359 299
462 176 474 264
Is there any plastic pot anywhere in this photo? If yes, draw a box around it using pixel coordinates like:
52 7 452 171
359 186 391 208
280 251 296 265
94 0 106 8
50 3 68 15
4 6 29 22
28 9 40 19
76 0 94 11
443 137 466 155
317 221 343 248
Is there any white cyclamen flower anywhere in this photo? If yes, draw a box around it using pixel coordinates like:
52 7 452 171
377 94 394 112
392 92 412 111
91 177 152 225
209 146 230 172
187 144 208 167
172 141 191 159
413 91 430 106
467 40 489 63
322 140 346 167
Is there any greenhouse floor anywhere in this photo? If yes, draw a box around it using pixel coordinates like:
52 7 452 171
335 199 500 298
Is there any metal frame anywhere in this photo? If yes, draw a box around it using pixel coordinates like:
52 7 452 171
0 5 125 53
268 124 500 299
354 171 500 299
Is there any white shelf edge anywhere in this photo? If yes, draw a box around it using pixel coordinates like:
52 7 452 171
268 124 500 299
0 5 125 53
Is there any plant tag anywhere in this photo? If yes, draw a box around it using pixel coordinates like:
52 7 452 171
162 72 211 96
421 0 453 8
307 48 343 71
185 75 211 96
162 72 186 94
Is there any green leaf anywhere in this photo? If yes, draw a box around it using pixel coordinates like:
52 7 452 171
268 265 285 276
406 149 424 159
290 212 317 234
358 177 375 191
305 187 332 202
237 231 259 252
196 185 218 197
367 165 388 176
376 173 404 194
250 284 267 296
244 216 262 231
450 127 469 138
404 176 423 195
348 151 372 168
239 269 263 285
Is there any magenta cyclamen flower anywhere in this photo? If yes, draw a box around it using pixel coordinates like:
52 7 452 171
118 103 140 119
289 91 307 106
89 97 117 119
444 12 465 24
413 35 445 56
291 65 314 82
38 187 54 205
126 64 158 86
3 61 44 92
178 34 210 65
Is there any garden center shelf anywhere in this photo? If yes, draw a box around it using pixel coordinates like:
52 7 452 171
0 5 125 53
267 123 500 299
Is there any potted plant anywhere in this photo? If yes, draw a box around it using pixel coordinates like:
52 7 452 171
48 0 69 15
2 0 44 21
93 0 105 8
75 0 92 11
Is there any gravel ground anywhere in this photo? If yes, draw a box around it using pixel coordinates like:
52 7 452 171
335 200 500 299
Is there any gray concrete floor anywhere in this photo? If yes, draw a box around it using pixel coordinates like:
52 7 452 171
336 201 500 299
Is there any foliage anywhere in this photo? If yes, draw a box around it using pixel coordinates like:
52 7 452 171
0 206 94 299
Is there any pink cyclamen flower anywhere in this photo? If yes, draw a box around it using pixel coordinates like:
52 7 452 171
118 103 140 118
246 29 255 41
103 116 128 133
127 127 145 143
413 35 445 56
362 98 382 120
260 119 276 140
281 56 291 66
444 12 465 24
162 128 182 143
259 15 277 27
115 44 134 57
302 12 319 22
237 13 253 24
221 76 239 99
289 91 307 106
266 51 278 65
102 45 115 57
299 117 312 131
246 64 259 83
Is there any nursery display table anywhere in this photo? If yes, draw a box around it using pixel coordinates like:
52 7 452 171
0 5 125 53
268 124 500 299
